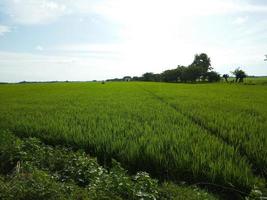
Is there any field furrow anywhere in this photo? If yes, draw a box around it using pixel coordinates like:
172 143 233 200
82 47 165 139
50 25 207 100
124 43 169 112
140 85 264 177
141 82 267 177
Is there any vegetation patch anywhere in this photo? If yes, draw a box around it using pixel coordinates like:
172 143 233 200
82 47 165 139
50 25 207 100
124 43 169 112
0 130 220 200
0 82 266 199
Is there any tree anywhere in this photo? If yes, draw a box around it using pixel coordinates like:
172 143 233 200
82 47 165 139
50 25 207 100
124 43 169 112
141 73 155 81
191 53 212 80
265 55 267 61
206 71 220 82
222 74 229 82
132 76 140 81
122 53 218 83
123 76 131 81
176 65 187 82
161 68 181 82
141 73 161 82
153 74 162 82
232 68 247 82
180 66 203 82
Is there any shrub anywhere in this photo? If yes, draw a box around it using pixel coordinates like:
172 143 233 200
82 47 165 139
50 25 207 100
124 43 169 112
206 71 221 82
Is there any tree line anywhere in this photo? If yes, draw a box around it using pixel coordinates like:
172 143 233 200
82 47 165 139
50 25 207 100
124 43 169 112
107 53 248 83
131 53 220 83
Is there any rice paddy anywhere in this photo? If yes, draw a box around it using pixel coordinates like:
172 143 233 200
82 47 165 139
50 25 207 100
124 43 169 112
0 81 266 197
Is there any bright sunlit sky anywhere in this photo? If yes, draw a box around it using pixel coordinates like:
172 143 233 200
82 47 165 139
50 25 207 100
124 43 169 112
0 0 267 82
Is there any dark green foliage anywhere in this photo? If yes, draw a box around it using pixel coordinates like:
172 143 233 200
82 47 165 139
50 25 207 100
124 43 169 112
206 71 221 82
161 69 179 82
141 72 155 81
132 172 159 199
232 68 247 82
0 168 73 200
0 130 22 174
180 66 203 82
191 53 212 73
159 182 219 200
0 131 158 199
158 53 213 83
222 74 229 82
129 53 221 83
132 76 141 81
152 73 162 82
0 131 219 200
141 72 161 82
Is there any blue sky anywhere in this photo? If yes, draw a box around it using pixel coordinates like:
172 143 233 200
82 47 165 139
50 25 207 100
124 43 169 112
0 0 267 82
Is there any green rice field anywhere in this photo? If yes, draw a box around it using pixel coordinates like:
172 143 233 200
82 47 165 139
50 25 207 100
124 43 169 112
0 81 266 198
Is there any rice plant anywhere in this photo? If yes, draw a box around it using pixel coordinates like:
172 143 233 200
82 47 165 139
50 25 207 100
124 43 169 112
0 82 266 195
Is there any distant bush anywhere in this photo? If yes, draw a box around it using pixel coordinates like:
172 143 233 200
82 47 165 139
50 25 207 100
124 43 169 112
206 71 221 82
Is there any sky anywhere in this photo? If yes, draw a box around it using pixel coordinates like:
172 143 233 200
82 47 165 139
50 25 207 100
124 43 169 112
0 0 267 82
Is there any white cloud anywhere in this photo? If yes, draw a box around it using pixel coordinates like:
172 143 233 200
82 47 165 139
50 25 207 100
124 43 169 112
95 0 267 20
3 0 267 25
0 25 11 36
3 0 68 25
233 16 248 25
90 0 267 72
1 0 267 81
2 0 104 25
0 51 133 82
92 0 267 46
56 44 121 53
0 51 73 63
35 45 44 51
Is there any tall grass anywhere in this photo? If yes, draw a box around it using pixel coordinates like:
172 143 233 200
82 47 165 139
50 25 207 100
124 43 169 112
143 82 267 176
